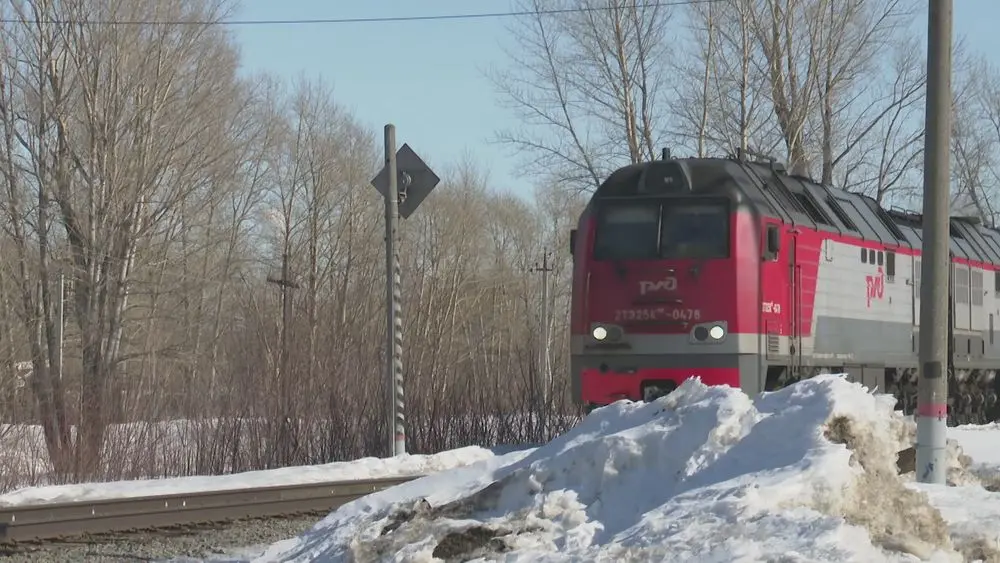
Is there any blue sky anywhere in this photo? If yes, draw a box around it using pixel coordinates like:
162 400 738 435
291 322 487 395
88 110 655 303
231 1 1000 200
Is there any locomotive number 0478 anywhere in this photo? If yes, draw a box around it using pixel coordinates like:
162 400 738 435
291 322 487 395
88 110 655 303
614 307 702 322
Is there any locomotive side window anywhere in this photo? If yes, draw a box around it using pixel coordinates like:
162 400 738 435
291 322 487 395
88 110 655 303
592 203 660 260
764 224 780 260
955 266 970 304
660 201 730 259
886 251 896 280
972 269 984 306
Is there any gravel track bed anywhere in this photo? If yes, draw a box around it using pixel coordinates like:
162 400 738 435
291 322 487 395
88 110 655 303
0 512 319 562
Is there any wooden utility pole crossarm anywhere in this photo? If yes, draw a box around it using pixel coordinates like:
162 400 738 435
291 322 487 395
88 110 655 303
266 251 301 376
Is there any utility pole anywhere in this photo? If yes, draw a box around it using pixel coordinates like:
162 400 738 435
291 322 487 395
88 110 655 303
916 0 952 485
370 124 440 458
530 250 553 438
57 272 64 381
267 252 298 463
266 252 297 380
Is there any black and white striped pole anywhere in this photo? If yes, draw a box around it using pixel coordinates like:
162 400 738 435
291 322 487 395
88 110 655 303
372 124 440 458
383 124 405 457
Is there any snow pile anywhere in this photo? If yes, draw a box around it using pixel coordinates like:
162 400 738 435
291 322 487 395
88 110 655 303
915 484 1000 563
888 413 980 488
944 423 1000 491
256 374 1000 562
0 446 495 507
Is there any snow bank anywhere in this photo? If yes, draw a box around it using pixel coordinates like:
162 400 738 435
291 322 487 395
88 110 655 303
257 374 1000 562
942 423 1000 491
888 413 980 488
949 422 1000 470
0 446 495 507
914 483 1000 563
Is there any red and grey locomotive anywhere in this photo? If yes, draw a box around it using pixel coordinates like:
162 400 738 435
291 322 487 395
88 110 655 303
569 149 1000 425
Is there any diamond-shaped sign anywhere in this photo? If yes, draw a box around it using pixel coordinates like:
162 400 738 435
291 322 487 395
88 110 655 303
371 143 441 219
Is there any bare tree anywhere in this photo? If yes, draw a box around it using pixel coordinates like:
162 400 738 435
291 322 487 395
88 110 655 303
739 0 918 180
0 2 72 474
0 0 710 492
0 0 250 476
948 54 1000 225
842 37 926 204
676 0 778 157
490 0 673 193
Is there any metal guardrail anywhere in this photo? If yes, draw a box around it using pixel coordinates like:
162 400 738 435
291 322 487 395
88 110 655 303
0 474 421 543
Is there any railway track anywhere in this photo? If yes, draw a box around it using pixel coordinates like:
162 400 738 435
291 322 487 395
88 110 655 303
0 474 420 544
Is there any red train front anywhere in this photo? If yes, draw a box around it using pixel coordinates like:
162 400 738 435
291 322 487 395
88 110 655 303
570 152 767 410
570 150 1000 425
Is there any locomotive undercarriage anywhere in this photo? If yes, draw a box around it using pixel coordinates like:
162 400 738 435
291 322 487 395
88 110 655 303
765 365 1000 426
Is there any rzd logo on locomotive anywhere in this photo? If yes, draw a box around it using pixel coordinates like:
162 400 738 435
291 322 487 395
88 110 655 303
639 277 678 295
865 266 885 308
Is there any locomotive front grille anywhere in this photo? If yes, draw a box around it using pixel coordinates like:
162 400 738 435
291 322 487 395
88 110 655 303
767 334 780 354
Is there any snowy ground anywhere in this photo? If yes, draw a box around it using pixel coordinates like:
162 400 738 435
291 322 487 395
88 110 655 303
4 374 997 562
0 446 499 506
238 375 1000 563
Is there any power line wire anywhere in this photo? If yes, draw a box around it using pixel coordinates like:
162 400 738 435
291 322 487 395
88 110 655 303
0 0 723 26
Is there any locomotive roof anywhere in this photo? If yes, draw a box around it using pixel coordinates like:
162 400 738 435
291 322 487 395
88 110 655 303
593 156 1000 266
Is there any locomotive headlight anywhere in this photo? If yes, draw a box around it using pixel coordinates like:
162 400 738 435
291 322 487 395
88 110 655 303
690 321 727 344
590 324 623 342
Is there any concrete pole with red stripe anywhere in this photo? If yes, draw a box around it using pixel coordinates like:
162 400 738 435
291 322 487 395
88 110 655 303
916 0 952 485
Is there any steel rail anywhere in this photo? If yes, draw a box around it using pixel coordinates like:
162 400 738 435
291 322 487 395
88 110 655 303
0 474 421 543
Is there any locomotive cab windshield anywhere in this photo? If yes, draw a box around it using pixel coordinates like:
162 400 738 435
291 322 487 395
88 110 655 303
592 198 730 261
590 159 732 262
